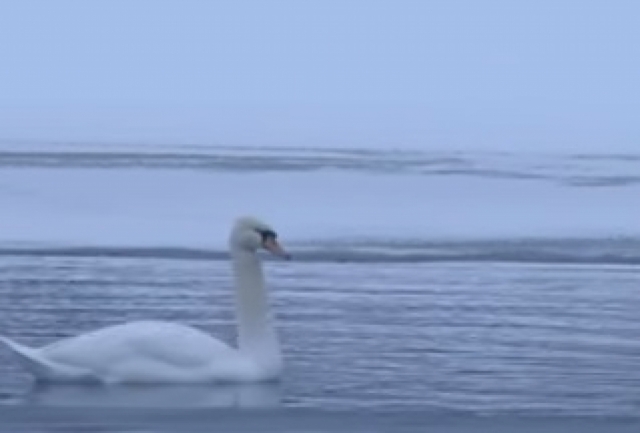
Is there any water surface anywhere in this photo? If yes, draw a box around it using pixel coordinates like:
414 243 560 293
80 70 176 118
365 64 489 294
1 144 639 431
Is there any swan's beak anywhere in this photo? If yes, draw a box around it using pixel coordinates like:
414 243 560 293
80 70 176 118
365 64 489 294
263 238 291 260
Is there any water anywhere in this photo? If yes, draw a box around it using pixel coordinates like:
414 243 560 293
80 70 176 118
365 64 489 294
0 143 639 431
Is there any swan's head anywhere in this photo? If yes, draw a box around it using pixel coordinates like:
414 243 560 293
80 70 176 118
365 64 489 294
230 216 291 260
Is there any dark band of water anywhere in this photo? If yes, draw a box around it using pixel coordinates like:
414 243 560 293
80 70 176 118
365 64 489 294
0 408 638 433
2 147 640 187
1 237 640 265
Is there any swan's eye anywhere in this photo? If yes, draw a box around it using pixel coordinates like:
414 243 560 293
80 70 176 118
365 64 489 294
256 229 277 242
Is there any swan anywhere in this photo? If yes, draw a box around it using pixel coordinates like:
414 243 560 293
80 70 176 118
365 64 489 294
0 216 291 384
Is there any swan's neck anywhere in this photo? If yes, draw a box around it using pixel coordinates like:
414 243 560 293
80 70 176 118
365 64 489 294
230 249 281 373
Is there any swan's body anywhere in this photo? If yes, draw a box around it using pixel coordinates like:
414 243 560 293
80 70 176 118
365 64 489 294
0 216 290 384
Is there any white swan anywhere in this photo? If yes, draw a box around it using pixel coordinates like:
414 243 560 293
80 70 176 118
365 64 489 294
0 216 291 384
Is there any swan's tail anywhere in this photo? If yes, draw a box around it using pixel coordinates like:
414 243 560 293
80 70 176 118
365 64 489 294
0 335 95 383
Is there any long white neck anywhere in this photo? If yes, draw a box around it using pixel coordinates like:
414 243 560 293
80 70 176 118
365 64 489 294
230 248 282 373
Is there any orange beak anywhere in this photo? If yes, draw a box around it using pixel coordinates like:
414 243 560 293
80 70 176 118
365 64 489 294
262 237 291 260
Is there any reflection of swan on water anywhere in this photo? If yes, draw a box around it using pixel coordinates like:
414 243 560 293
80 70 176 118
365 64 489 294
0 216 291 384
18 382 282 408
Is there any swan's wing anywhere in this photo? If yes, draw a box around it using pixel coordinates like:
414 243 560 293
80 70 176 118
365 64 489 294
39 321 240 378
0 336 98 383
5 321 248 384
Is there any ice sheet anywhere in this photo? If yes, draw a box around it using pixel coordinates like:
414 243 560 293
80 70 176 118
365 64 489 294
1 168 639 248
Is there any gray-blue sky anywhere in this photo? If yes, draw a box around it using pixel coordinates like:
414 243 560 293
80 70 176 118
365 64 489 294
1 0 638 151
